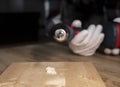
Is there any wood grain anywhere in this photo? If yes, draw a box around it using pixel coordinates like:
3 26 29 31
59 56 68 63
0 42 120 87
0 62 106 87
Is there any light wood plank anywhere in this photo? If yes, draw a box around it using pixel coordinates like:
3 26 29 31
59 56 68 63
0 62 106 87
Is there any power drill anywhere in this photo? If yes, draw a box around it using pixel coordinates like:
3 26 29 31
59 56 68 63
44 0 120 55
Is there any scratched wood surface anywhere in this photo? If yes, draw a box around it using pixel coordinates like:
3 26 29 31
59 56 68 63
0 62 106 87
0 41 119 87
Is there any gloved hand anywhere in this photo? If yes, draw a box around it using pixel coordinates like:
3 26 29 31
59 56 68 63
69 24 105 56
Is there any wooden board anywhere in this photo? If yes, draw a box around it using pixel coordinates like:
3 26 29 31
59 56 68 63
0 62 106 87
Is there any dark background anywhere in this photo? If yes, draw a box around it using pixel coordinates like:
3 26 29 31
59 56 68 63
0 0 45 44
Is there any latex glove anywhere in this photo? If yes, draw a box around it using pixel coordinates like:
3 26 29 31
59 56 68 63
69 24 105 56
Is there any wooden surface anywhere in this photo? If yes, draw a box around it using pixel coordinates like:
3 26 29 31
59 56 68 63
0 41 119 87
0 62 106 87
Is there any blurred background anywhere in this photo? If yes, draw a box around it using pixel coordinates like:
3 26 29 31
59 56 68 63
0 0 44 44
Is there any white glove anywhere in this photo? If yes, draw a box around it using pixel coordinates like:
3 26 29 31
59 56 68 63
69 24 105 56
